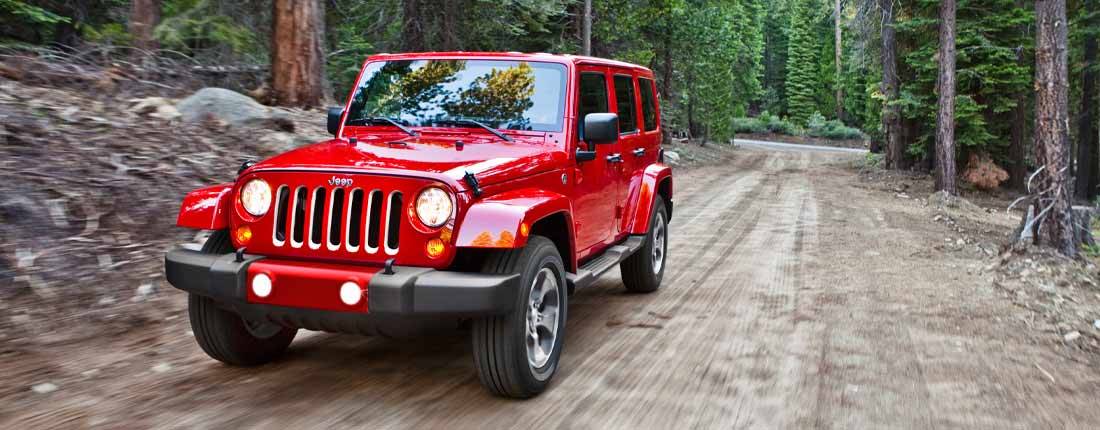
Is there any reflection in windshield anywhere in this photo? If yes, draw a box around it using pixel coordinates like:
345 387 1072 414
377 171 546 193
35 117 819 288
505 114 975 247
345 60 567 132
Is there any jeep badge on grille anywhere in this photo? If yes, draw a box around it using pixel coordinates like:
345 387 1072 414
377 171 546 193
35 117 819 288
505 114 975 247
328 176 353 187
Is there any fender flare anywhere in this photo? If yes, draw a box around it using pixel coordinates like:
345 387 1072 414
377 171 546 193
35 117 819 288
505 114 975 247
177 184 234 230
628 164 673 234
455 188 574 250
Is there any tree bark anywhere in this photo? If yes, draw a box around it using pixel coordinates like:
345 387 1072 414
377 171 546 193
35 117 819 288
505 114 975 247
441 0 460 51
1075 1 1098 201
583 0 592 56
1029 0 1075 255
401 0 425 52
934 0 958 194
1008 2 1029 191
129 0 160 55
881 0 905 169
271 0 326 107
834 0 844 121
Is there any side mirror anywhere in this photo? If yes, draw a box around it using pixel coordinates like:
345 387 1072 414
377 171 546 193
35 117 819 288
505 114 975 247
327 107 344 136
583 113 618 144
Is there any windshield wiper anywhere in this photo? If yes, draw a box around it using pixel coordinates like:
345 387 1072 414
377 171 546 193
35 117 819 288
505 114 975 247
433 118 513 142
346 116 417 136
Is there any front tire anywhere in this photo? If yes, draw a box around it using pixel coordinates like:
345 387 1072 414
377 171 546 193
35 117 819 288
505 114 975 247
472 235 567 398
188 230 297 366
620 196 668 293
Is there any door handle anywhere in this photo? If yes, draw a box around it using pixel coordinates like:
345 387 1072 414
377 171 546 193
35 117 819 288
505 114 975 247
632 148 645 157
606 153 623 163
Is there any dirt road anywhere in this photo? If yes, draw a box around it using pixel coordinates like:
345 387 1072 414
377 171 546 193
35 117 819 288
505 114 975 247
5 144 1100 428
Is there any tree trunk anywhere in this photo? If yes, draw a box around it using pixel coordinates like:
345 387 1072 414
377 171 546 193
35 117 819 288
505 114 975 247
129 0 160 55
1008 2 1029 191
1029 0 1075 256
441 0 460 51
271 0 326 107
1075 3 1098 201
834 0 844 121
934 0 958 194
401 0 425 52
582 0 592 56
881 0 904 169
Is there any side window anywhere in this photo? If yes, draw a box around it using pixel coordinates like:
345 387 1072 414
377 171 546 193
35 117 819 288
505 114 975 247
578 72 609 138
639 78 658 131
613 75 637 134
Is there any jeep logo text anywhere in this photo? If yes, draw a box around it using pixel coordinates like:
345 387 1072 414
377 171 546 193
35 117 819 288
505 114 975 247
328 176 353 187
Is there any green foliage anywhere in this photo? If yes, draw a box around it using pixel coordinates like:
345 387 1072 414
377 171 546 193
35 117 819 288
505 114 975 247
805 111 864 140
0 0 69 25
784 0 821 125
895 0 1032 160
156 0 261 59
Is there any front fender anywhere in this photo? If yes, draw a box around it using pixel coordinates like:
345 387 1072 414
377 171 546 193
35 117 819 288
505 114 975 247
628 164 673 234
177 184 234 230
455 189 573 250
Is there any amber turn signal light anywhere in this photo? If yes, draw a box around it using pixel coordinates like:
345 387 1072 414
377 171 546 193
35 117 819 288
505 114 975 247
425 238 446 258
235 225 253 245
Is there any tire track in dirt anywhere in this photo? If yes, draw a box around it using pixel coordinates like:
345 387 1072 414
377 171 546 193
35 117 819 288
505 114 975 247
552 154 801 427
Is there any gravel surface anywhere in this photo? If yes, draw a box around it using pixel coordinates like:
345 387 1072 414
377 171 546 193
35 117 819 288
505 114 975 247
3 143 1099 428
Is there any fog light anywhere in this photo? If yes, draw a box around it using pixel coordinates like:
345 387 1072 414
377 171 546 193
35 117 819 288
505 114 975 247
235 225 253 245
251 273 272 298
425 238 446 258
339 281 362 306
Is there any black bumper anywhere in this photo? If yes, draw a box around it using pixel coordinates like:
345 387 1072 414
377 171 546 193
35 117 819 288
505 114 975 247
164 248 521 318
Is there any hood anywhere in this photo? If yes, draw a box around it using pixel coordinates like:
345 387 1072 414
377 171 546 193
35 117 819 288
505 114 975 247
249 132 567 190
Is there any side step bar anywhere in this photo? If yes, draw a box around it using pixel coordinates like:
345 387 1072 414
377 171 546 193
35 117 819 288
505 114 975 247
566 235 645 290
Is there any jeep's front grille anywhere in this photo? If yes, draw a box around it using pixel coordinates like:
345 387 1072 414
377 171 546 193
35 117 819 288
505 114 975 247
271 184 403 254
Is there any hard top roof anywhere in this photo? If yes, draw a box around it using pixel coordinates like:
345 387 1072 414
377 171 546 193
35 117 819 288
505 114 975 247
366 51 654 74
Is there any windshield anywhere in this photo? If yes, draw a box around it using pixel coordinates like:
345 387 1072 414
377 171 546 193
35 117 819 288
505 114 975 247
344 59 568 133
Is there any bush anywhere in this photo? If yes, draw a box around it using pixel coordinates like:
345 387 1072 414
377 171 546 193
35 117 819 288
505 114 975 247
806 112 864 140
732 117 767 134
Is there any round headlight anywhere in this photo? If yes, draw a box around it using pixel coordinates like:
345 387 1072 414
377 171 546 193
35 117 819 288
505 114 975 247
415 187 453 228
240 179 272 217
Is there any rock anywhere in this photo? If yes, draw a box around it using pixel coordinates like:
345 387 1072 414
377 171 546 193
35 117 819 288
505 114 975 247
134 283 155 301
129 97 181 121
1094 320 1100 330
664 150 681 165
262 132 316 153
1064 331 1081 342
152 363 173 373
177 88 290 130
31 382 57 394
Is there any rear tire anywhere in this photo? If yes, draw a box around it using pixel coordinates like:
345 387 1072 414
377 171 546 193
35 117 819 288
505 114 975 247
471 236 567 398
188 230 297 366
621 196 668 293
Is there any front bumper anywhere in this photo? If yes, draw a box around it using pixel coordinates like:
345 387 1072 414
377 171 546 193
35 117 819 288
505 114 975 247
164 247 520 319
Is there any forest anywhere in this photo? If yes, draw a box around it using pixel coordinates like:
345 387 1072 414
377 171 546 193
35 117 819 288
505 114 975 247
1 0 1098 254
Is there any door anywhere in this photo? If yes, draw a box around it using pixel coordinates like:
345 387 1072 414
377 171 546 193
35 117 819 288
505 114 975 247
610 73 641 238
572 67 621 256
621 76 662 233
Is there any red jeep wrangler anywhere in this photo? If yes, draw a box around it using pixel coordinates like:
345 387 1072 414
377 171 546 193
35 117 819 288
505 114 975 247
166 52 672 398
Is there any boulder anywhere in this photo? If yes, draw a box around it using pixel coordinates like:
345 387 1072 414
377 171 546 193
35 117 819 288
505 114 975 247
177 88 291 130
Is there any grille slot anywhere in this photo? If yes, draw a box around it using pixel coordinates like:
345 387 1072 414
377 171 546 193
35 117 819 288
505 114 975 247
366 190 383 250
347 189 364 250
273 186 289 244
384 192 402 255
327 188 345 249
309 188 326 248
291 187 307 246
268 179 401 255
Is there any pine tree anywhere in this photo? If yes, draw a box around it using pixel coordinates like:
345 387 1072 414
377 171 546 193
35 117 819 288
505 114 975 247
786 0 821 125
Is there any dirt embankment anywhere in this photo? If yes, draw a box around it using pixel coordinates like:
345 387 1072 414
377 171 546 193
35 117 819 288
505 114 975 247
0 78 328 353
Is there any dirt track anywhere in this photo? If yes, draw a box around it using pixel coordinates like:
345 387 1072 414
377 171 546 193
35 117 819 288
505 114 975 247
5 144 1100 428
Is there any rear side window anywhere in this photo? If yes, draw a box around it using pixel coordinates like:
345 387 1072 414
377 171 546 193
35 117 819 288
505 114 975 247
578 72 609 138
613 75 637 134
639 78 658 131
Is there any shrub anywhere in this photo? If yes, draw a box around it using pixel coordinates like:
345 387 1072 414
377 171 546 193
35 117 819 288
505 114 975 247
765 116 799 135
806 115 864 140
731 117 767 134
